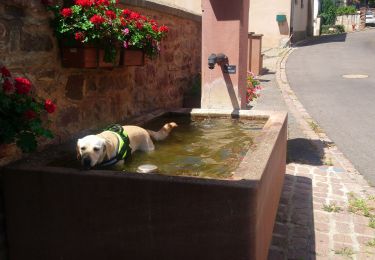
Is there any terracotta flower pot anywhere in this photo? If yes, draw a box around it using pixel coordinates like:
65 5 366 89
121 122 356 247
122 49 145 66
61 46 121 68
61 46 97 68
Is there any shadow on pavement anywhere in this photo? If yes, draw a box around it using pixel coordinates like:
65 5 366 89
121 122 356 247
287 138 332 166
269 174 316 259
297 33 347 47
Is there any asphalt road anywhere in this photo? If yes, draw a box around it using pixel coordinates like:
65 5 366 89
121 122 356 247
286 30 375 185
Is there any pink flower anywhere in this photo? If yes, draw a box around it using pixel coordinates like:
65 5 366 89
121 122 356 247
60 8 73 18
14 77 32 95
123 41 129 48
90 14 105 25
122 28 129 35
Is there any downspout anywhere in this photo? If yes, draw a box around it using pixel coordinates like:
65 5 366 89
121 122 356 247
290 0 294 40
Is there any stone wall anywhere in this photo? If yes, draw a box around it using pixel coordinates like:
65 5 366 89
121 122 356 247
336 14 361 31
0 0 201 164
0 1 201 258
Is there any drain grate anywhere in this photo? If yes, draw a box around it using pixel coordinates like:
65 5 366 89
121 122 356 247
342 74 369 79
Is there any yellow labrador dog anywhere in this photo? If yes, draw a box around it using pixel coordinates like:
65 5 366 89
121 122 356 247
76 122 177 169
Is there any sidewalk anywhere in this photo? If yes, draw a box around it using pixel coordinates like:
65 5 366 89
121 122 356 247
255 48 375 259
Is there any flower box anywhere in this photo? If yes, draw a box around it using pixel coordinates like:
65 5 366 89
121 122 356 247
61 46 121 68
122 49 145 66
98 49 121 68
45 1 168 68
61 46 97 68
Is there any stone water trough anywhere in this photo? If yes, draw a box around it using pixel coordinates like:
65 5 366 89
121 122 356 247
2 108 287 260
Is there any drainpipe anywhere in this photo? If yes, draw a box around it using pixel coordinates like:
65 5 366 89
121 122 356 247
290 0 294 39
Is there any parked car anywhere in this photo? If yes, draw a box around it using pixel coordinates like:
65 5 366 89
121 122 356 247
366 11 375 25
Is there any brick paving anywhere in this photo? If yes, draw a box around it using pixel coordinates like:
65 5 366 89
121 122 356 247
258 47 375 259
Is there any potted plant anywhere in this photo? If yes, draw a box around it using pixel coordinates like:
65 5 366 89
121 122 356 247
44 0 169 68
246 71 262 107
0 65 56 153
119 8 169 65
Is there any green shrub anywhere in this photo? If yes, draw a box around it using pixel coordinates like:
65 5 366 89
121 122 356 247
336 6 357 16
321 24 345 34
320 0 337 25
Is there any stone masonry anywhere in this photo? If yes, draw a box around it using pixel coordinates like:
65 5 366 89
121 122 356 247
0 0 201 165
0 1 201 258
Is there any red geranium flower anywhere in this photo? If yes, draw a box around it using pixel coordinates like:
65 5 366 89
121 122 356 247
24 110 37 120
152 25 158 32
14 77 32 95
159 25 169 33
136 21 143 30
95 0 109 5
60 8 73 18
90 14 105 25
129 11 140 20
75 0 94 7
74 32 85 41
44 99 56 114
1 66 11 77
105 10 116 20
122 9 131 16
2 79 13 93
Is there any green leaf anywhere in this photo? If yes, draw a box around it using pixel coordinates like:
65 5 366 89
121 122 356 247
16 132 37 153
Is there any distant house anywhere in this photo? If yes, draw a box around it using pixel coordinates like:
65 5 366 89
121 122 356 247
249 0 315 49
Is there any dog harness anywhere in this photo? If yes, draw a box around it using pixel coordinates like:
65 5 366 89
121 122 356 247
100 124 132 166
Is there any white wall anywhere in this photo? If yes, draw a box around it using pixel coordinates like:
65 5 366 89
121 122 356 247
150 0 202 15
248 0 292 48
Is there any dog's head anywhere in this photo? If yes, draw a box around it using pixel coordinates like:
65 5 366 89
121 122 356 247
76 135 107 169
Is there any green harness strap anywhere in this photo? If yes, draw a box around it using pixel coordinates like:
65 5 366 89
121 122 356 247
101 124 131 166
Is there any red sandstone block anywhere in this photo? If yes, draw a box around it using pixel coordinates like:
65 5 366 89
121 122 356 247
313 197 327 204
314 211 330 223
297 166 311 174
331 213 352 223
354 224 375 236
315 182 329 188
335 222 351 233
331 189 345 197
315 232 330 245
355 253 375 259
314 192 329 199
315 222 330 232
315 176 328 182
333 234 353 244
352 214 370 225
314 242 330 257
356 235 373 245
333 242 353 252
314 186 329 193
330 178 342 184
